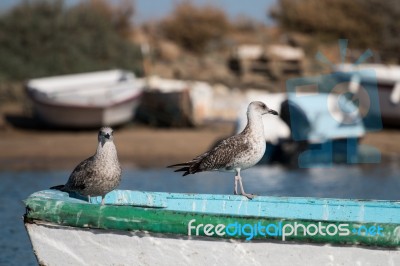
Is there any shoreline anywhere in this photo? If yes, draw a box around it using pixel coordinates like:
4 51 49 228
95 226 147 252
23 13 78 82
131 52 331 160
0 123 235 171
1 123 399 171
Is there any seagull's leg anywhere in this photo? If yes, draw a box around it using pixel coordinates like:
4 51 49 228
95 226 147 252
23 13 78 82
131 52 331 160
88 195 91 203
101 197 105 205
234 175 239 195
237 170 255 199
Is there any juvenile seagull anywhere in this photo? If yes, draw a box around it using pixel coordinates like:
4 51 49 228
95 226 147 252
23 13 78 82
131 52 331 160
168 101 278 199
51 127 121 205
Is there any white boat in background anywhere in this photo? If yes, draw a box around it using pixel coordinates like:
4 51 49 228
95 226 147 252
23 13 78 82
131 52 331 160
334 63 400 127
136 76 213 127
26 70 144 128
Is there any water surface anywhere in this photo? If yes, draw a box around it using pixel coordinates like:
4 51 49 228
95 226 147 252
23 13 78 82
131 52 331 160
1 163 399 265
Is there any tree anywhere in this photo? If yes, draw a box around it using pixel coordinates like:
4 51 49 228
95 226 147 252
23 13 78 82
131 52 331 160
0 0 142 81
161 2 230 54
270 0 400 62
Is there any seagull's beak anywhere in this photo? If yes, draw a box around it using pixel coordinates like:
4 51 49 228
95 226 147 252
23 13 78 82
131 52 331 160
268 109 278 115
105 133 111 139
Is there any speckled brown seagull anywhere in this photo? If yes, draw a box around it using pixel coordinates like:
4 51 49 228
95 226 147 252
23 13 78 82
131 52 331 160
168 101 278 199
51 127 121 205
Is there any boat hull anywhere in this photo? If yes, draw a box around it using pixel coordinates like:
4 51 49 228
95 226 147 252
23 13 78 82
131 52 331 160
25 222 400 266
26 69 143 128
31 95 141 128
334 63 400 127
24 190 400 265
373 82 400 127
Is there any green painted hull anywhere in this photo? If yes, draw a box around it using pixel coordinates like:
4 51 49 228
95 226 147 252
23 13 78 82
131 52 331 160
24 190 400 248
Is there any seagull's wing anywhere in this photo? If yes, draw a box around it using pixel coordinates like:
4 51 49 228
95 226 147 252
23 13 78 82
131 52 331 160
168 135 250 175
198 135 250 170
64 156 96 192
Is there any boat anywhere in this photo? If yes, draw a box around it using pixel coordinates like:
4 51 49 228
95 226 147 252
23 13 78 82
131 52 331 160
26 70 144 128
24 189 400 265
235 91 367 166
334 63 400 127
136 76 213 127
228 44 305 79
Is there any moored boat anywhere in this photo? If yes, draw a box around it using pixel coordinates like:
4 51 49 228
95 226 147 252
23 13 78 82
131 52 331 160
236 91 366 165
24 190 400 265
26 70 144 128
136 76 213 127
334 63 400 127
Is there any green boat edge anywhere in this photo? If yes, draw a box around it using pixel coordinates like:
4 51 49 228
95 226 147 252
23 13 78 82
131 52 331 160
24 193 400 248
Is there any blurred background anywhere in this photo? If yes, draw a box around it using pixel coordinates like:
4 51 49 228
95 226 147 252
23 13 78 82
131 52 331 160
0 0 400 265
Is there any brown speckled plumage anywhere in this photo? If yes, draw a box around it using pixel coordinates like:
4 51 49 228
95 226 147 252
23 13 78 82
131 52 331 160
168 101 278 199
51 127 121 204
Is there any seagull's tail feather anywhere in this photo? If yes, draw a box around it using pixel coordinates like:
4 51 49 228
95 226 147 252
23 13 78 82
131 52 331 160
174 167 190 176
167 162 189 168
50 185 66 191
168 161 203 176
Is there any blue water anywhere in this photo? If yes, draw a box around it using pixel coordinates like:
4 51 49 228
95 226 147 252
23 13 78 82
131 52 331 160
1 163 399 265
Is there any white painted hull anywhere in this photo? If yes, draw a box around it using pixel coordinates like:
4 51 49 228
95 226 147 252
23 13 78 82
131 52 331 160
25 222 400 266
335 63 400 126
26 69 144 128
32 97 140 128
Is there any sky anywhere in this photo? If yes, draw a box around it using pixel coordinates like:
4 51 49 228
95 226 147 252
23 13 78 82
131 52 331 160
0 0 277 24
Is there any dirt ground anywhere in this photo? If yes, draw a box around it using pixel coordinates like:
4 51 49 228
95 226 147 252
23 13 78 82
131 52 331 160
359 129 400 158
0 123 235 171
1 122 399 171
0 102 399 171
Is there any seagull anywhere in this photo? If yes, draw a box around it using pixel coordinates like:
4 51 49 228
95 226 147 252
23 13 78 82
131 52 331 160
51 127 122 205
168 101 278 199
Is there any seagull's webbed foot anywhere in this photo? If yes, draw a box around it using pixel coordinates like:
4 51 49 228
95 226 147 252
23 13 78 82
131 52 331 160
241 192 256 200
236 172 256 200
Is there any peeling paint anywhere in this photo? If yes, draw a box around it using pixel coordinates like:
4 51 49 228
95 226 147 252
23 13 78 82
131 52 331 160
23 189 400 247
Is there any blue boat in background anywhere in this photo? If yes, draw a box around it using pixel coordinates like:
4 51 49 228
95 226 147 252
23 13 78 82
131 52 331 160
334 63 400 128
236 92 372 166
